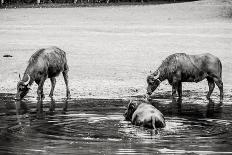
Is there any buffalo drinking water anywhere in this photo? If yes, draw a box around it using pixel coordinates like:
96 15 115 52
146 53 223 103
16 46 71 112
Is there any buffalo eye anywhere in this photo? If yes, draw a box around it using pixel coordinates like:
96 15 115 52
147 78 154 85
18 86 23 90
19 85 27 91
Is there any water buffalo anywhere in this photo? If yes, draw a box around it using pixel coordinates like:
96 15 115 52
124 100 166 130
147 53 223 102
16 46 71 101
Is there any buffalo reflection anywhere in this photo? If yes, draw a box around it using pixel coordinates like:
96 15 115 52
149 98 223 119
206 99 223 118
49 97 68 113
5 100 28 116
8 98 69 117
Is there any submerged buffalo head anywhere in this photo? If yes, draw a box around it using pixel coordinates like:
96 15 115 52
16 74 31 100
146 70 161 96
124 100 139 121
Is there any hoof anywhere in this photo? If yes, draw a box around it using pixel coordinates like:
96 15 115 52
49 106 55 112
172 96 177 100
66 93 71 99
49 94 53 98
177 98 182 102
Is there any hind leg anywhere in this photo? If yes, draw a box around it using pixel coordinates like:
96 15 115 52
177 82 182 99
213 77 223 103
49 77 56 98
172 73 181 99
206 77 215 100
63 69 71 99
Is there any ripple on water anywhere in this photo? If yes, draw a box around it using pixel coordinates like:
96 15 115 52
159 148 232 154
1 96 232 154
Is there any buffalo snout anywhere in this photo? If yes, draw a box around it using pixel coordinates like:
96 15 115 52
15 89 28 101
16 82 30 101
147 85 154 96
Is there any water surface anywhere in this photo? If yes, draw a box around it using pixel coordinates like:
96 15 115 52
0 93 232 154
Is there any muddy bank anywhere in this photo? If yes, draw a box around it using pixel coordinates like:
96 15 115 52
0 0 232 100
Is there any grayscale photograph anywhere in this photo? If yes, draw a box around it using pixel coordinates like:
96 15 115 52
0 0 232 154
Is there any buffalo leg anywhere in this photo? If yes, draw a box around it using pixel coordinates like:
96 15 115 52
177 82 182 99
36 78 45 112
172 73 181 98
49 77 56 97
206 77 215 100
213 77 223 103
62 70 71 99
172 78 179 98
37 81 45 100
172 84 177 98
62 99 68 112
49 97 56 112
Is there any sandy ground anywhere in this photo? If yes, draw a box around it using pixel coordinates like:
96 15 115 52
0 0 232 100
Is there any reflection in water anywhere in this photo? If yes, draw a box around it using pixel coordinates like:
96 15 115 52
49 97 68 113
49 97 56 112
33 96 69 116
206 99 223 118
150 97 224 119
0 93 232 154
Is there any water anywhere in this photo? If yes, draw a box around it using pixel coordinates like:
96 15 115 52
0 93 232 155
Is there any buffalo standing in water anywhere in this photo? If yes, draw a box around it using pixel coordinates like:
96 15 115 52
124 100 166 130
147 53 223 102
16 46 71 102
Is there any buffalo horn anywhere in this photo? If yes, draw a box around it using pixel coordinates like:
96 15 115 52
23 74 30 85
153 70 160 80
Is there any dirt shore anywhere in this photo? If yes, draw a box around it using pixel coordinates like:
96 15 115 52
0 0 232 101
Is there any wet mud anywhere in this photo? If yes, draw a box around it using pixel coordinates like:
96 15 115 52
0 93 232 154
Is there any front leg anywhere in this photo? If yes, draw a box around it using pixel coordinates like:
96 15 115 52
36 78 46 113
37 85 45 100
36 76 46 100
172 72 181 99
177 82 182 99
49 77 56 98
172 84 177 99
49 97 56 112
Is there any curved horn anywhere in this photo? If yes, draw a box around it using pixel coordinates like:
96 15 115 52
153 70 160 80
23 74 30 85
